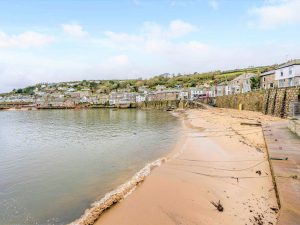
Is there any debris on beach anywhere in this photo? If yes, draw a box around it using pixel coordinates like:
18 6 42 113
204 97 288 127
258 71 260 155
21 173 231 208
256 170 262 176
210 200 224 212
240 122 262 127
270 207 278 213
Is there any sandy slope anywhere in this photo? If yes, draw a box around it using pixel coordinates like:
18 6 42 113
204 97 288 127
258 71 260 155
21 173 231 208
95 108 281 225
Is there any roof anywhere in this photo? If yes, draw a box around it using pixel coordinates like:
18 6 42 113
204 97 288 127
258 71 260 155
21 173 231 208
278 59 300 69
218 81 228 86
260 70 275 77
231 73 256 82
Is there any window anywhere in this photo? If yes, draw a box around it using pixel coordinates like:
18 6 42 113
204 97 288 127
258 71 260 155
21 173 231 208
263 77 266 82
279 79 285 87
270 83 274 88
280 70 283 76
288 78 293 87
289 66 293 75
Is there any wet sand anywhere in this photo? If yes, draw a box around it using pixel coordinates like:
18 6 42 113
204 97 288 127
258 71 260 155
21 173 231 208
93 108 281 225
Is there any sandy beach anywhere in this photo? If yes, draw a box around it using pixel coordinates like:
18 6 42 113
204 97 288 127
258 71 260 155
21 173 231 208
81 107 282 225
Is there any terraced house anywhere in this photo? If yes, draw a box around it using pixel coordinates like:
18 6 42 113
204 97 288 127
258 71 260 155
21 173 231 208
260 70 276 89
275 59 300 88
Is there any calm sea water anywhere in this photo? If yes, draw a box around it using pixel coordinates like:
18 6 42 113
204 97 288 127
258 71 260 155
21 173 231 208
0 109 181 225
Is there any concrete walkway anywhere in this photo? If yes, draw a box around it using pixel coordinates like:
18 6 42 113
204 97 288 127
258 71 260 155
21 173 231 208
263 121 300 225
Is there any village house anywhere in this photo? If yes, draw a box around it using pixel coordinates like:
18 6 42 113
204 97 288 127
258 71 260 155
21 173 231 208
63 98 75 108
35 97 48 108
228 73 256 94
216 82 228 96
209 86 217 97
152 90 179 101
1 94 35 103
68 90 91 98
79 96 89 103
138 86 150 94
155 85 166 92
260 70 276 89
48 95 65 107
216 84 224 96
178 90 189 100
98 94 109 105
188 87 205 100
146 92 156 101
275 59 300 88
58 86 68 91
89 95 100 104
136 94 146 103
109 92 137 105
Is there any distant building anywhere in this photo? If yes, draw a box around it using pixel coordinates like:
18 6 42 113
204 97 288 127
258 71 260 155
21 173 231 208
228 73 256 94
138 86 150 94
152 90 179 101
136 94 146 103
178 90 188 100
275 59 300 88
98 94 109 104
109 92 137 105
146 93 156 102
216 83 226 96
209 86 217 97
155 85 166 92
188 87 205 100
260 70 276 89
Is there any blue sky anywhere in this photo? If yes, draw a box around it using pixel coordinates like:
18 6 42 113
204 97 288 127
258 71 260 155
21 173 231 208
0 0 300 92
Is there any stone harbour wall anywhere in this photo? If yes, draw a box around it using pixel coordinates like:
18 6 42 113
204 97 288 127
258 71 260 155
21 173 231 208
137 100 203 110
138 100 181 109
215 90 265 112
215 87 300 118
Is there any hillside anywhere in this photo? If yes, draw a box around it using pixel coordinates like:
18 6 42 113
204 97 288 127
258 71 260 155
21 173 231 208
6 64 276 95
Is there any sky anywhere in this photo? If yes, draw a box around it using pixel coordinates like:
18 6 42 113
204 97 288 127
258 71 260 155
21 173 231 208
0 0 300 92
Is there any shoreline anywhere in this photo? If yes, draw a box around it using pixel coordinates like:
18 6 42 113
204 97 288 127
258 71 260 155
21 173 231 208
68 110 187 225
90 107 281 225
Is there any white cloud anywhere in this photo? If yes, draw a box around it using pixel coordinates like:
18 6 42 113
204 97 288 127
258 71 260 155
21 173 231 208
249 0 300 29
208 0 219 10
168 20 197 37
1 19 300 93
1 39 300 93
62 23 88 38
102 19 197 46
106 55 129 66
0 31 55 48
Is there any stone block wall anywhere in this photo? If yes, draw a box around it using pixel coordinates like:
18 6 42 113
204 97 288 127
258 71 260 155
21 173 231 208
138 100 181 109
215 87 300 118
284 88 300 117
137 100 203 110
273 89 286 117
215 90 265 112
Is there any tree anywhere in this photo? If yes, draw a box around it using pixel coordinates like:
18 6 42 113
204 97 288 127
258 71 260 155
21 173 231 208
89 82 98 93
250 76 260 90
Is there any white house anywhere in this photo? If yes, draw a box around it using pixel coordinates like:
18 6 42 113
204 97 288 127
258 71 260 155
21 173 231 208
216 83 227 96
188 87 205 100
275 59 300 88
228 73 256 94
179 90 189 100
209 86 217 97
136 94 146 103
